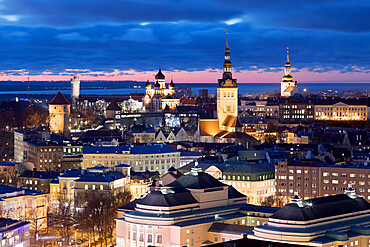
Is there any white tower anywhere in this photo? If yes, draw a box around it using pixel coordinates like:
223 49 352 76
281 47 296 97
217 32 238 129
71 76 80 108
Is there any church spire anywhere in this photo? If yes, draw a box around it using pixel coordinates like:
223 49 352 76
218 31 237 88
222 30 232 79
282 47 293 82
286 46 290 64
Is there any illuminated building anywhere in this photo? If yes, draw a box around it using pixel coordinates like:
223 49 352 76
144 68 180 111
216 32 238 130
275 159 370 202
48 91 70 136
49 164 130 211
197 33 256 144
251 189 370 246
179 161 275 205
315 98 368 121
279 97 314 124
116 164 278 247
0 218 31 247
81 144 180 174
0 185 48 233
281 48 300 97
70 76 80 109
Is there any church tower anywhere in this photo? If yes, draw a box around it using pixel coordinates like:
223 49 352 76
217 32 238 128
155 64 166 89
281 47 297 97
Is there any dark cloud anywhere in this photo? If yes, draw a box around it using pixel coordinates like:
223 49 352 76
0 0 368 75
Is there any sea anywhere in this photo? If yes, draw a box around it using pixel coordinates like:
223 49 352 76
0 81 369 97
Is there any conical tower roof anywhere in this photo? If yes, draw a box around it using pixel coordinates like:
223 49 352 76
49 91 70 105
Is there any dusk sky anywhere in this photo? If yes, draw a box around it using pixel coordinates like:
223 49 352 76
0 0 369 83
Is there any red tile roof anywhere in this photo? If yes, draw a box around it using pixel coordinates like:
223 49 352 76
49 91 70 105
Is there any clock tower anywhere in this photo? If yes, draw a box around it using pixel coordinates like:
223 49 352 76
217 32 238 129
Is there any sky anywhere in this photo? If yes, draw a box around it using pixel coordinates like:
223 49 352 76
0 0 369 83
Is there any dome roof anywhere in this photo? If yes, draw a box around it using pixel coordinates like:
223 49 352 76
155 66 165 79
145 80 151 87
154 81 160 88
169 78 175 88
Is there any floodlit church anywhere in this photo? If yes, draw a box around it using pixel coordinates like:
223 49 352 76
143 66 180 111
280 48 301 97
197 33 258 146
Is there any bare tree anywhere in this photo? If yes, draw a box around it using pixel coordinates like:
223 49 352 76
78 188 132 246
49 193 75 243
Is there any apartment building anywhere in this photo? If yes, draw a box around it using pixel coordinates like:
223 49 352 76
82 144 180 174
0 185 48 233
275 159 370 203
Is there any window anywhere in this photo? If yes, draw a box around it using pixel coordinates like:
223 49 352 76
214 236 218 242
350 174 356 178
85 185 88 190
296 170 301 174
157 235 162 244
323 180 329 184
147 234 152 243
323 172 329 177
332 173 338 177
332 180 338 184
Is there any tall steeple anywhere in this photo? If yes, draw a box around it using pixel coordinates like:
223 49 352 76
222 31 232 80
218 30 237 88
283 47 293 82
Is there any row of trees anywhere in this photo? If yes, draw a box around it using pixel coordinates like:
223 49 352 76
49 188 131 246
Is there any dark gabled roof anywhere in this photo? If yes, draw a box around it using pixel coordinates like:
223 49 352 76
168 171 226 190
20 170 60 179
83 146 130 154
130 144 178 154
208 222 253 235
222 162 275 174
75 171 125 183
115 164 130 168
271 194 370 221
138 188 197 207
119 199 140 211
106 101 121 111
49 91 70 105
228 185 246 199
59 169 83 178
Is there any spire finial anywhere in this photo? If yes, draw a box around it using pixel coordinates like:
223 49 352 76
286 46 290 63
171 75 173 82
159 62 161 71
225 29 229 49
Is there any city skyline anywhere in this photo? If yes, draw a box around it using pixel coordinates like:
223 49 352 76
0 0 369 83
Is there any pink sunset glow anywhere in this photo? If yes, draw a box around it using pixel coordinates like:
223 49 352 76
0 68 368 83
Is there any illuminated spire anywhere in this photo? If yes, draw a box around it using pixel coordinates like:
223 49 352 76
286 47 290 64
282 47 293 81
226 29 229 50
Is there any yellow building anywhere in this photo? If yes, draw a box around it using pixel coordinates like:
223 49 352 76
82 145 180 175
315 101 367 121
49 91 70 136
50 165 130 211
0 185 48 233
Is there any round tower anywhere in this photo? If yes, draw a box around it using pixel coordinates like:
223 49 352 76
71 76 80 100
49 91 70 136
